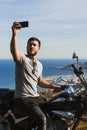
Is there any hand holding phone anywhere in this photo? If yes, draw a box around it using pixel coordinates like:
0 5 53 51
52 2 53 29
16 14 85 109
19 21 29 28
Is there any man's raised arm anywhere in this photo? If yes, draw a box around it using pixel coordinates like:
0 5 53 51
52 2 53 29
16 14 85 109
10 22 22 62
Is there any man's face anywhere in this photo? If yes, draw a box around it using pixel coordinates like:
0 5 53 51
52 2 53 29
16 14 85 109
27 40 40 56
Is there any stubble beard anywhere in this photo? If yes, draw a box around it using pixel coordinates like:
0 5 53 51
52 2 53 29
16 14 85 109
27 51 37 57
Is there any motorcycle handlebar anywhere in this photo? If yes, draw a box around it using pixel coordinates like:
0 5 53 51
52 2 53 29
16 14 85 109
71 64 87 90
71 64 83 76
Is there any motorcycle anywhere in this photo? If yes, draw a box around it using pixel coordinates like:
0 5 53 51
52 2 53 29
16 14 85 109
50 53 87 130
0 53 87 130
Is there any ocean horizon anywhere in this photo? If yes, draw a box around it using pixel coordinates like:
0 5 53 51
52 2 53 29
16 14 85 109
0 58 87 89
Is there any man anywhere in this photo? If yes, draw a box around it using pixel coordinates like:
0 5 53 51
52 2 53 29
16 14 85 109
10 22 61 130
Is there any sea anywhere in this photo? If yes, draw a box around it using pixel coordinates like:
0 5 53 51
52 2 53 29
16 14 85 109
0 59 87 89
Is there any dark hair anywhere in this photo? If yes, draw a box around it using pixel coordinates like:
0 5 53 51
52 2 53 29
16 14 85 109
27 37 41 48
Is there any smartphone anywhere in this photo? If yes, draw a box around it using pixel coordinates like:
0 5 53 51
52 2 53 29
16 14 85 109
19 21 29 28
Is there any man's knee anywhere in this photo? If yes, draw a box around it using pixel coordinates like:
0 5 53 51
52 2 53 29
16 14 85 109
40 115 47 125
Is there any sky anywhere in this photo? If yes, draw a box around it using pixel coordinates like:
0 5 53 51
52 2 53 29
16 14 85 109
0 0 87 59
